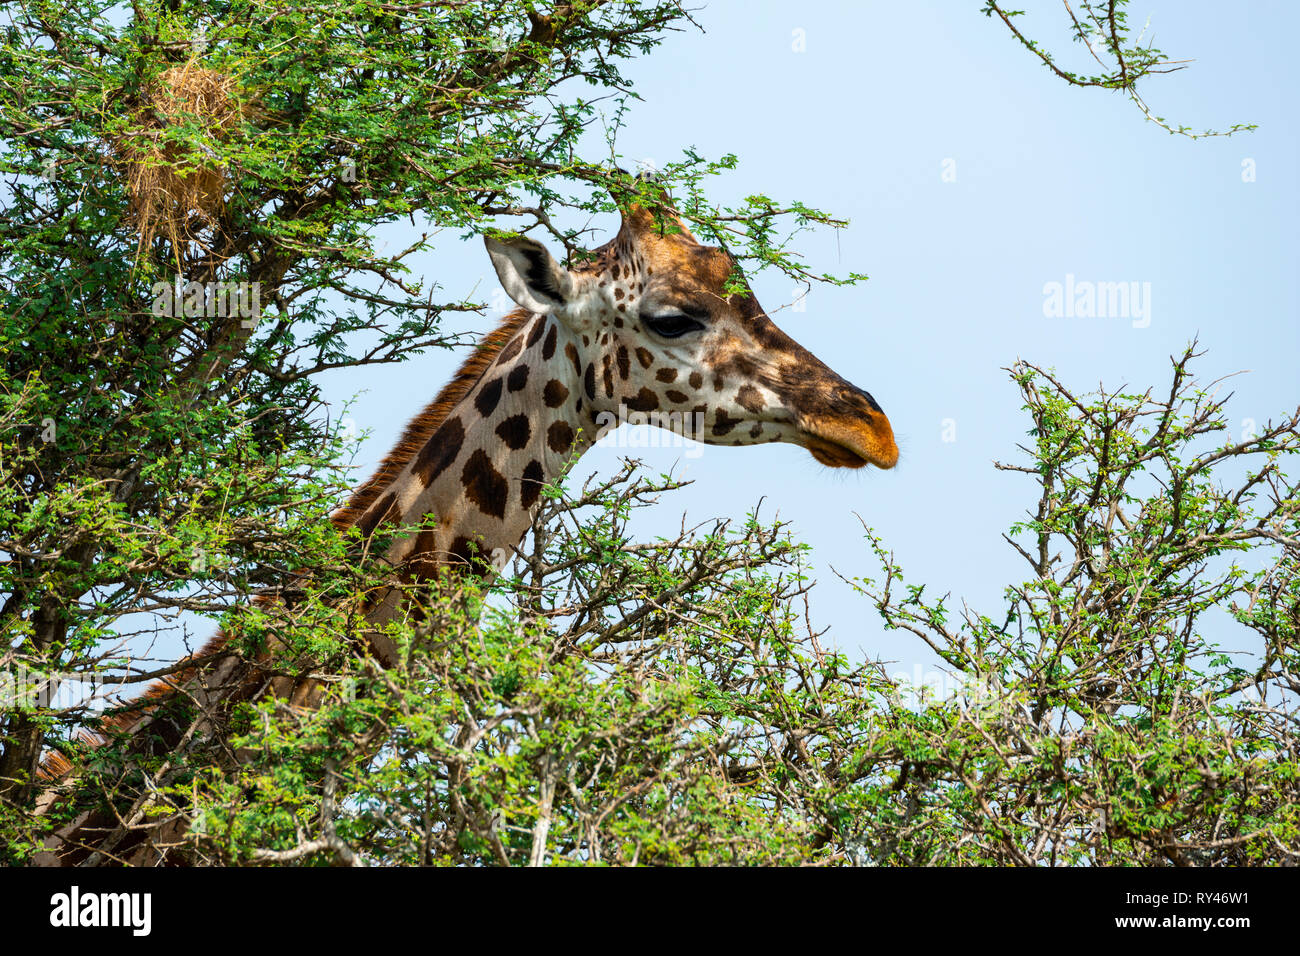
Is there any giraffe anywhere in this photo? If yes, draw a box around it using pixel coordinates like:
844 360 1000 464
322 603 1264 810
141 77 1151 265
33 199 897 865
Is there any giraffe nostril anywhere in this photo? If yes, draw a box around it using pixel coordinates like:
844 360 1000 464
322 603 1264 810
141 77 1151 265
837 383 883 415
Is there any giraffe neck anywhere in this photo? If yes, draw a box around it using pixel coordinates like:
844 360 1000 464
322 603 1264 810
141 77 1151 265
32 314 595 865
350 312 591 638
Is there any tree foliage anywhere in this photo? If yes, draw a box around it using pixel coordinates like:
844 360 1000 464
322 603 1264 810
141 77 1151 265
982 0 1256 138
847 347 1299 864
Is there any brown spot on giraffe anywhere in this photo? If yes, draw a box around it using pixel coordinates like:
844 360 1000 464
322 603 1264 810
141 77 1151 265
495 336 524 366
543 379 569 408
448 534 496 574
461 449 508 519
355 491 398 539
736 384 764 414
625 388 659 412
547 421 575 453
475 377 503 417
404 528 443 582
412 416 465 485
520 459 545 509
711 408 740 437
495 414 531 450
507 363 529 392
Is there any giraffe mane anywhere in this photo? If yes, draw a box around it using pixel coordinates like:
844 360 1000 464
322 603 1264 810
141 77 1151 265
330 307 537 531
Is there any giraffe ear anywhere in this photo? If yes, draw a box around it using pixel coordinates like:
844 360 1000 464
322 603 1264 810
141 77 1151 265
484 235 576 315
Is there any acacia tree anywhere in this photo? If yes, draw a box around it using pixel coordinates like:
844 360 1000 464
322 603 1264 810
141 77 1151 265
844 348 1298 865
1 0 1275 865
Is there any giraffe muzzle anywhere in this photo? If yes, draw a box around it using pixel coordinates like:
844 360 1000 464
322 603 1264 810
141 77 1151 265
798 384 899 470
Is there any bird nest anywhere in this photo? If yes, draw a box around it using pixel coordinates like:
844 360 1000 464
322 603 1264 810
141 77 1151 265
115 61 252 265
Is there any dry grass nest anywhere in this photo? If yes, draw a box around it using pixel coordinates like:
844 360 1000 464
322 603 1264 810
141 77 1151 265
114 61 256 264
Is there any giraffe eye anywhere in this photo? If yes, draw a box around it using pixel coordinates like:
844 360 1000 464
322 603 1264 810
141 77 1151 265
643 312 704 339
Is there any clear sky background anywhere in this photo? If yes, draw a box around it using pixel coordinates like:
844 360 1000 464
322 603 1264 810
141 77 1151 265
309 2 1296 684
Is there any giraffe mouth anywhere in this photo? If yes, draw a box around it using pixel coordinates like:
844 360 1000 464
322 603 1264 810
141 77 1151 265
801 417 899 470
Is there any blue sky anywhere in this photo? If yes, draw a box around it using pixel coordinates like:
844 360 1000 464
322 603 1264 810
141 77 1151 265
320 1 1299 683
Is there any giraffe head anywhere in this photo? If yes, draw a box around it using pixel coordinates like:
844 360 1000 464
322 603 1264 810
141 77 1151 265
485 204 898 470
